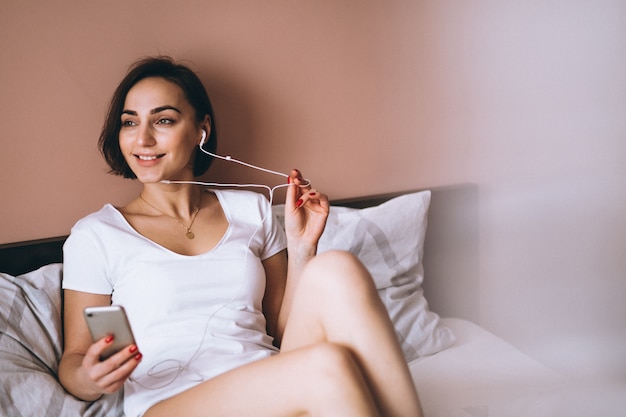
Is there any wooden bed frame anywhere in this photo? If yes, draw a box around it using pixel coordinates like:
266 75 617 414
0 187 479 321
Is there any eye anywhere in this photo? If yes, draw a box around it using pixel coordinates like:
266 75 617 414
121 119 137 127
156 118 174 125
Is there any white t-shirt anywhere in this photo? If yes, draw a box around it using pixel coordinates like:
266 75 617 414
63 189 287 417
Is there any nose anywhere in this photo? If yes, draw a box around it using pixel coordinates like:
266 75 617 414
136 124 156 146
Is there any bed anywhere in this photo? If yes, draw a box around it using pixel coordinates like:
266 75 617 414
0 188 592 416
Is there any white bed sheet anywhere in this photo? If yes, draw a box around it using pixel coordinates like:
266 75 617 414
409 318 566 417
409 318 626 417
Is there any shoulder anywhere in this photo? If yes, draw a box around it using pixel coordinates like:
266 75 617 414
213 189 270 209
212 189 276 226
70 204 124 233
65 204 131 250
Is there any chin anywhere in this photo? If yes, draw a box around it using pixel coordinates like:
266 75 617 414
134 174 165 184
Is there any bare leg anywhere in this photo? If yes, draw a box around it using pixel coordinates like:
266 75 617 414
280 250 423 417
145 342 380 417
145 250 422 417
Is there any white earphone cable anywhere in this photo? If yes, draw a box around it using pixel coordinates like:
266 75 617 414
131 138 308 390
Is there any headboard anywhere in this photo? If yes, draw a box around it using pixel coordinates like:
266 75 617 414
0 187 479 321
0 236 67 276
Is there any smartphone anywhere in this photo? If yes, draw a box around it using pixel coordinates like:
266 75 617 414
84 305 136 361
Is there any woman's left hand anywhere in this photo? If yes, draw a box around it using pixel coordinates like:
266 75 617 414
284 169 329 254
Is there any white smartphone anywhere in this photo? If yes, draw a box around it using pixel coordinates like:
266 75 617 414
84 305 136 360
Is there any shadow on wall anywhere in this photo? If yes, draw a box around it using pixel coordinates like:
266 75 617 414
422 184 480 323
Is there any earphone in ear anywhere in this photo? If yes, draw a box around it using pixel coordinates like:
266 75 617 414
165 131 312 187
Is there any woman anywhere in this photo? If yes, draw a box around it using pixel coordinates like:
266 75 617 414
59 56 423 417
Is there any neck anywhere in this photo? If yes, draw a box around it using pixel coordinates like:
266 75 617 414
140 184 203 220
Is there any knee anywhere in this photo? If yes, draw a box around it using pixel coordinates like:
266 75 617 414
298 343 378 414
302 250 378 300
305 342 364 388
310 249 361 269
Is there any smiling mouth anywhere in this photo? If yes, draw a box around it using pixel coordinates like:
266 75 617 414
135 154 165 161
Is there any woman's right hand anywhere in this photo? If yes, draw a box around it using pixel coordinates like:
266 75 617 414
59 291 139 401
80 336 142 396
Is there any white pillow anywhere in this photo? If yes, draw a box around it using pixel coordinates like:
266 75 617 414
273 191 455 361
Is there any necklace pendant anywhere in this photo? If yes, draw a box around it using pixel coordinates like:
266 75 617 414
186 230 195 239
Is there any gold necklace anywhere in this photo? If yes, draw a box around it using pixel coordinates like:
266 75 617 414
139 194 201 239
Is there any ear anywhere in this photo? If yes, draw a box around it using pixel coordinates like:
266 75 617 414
198 115 212 147
202 115 212 137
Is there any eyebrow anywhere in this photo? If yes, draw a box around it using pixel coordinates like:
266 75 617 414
121 105 182 116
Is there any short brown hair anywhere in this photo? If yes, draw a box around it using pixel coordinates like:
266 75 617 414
98 56 217 178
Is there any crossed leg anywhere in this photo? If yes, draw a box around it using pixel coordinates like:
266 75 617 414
280 251 423 416
145 251 423 417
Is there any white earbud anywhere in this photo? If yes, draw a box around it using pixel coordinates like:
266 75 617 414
179 134 312 187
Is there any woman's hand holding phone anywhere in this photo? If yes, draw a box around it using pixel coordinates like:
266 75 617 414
82 306 142 395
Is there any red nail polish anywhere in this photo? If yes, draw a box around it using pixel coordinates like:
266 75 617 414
129 345 138 353
105 335 114 344
287 176 292 184
135 353 143 361
309 192 316 197
296 199 304 208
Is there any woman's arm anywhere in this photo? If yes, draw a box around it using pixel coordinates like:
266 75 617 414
59 290 142 401
263 170 329 345
262 251 288 346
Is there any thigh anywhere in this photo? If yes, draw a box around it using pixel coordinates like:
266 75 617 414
279 250 382 353
276 251 424 417
144 343 376 417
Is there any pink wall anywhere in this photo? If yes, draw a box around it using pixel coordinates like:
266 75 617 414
0 1 392 243
2 1 625 379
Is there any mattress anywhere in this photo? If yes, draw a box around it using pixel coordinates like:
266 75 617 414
410 318 564 417
409 318 626 417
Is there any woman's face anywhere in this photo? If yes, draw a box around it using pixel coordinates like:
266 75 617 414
119 77 202 183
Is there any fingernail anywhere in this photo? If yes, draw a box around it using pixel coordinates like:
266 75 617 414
309 192 316 197
129 345 138 353
105 335 114 344
287 176 292 184
135 353 143 361
295 199 304 208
